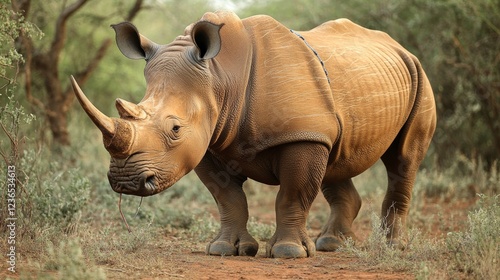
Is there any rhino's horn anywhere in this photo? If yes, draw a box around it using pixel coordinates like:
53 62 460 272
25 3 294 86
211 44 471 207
71 76 134 157
116 98 147 119
71 76 115 138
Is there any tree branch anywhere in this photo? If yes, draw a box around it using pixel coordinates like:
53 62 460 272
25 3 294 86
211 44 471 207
64 0 144 97
126 0 144 21
11 0 47 112
21 31 44 112
64 38 113 108
11 0 31 18
50 0 89 63
0 121 17 165
73 39 113 85
63 0 145 108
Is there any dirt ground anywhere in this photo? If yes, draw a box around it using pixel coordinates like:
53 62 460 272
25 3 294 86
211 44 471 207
1 192 475 280
101 197 473 280
102 249 412 280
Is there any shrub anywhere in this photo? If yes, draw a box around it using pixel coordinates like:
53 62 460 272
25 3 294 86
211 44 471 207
0 94 35 235
187 211 219 242
28 160 91 229
446 194 499 279
40 239 106 280
1 94 91 243
339 212 442 273
248 217 275 241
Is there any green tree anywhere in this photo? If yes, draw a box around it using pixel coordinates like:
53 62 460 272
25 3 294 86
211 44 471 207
0 0 38 235
0 0 40 164
84 0 213 113
11 0 144 147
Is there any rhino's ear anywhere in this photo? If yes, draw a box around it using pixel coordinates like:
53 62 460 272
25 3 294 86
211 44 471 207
111 22 158 60
191 21 223 60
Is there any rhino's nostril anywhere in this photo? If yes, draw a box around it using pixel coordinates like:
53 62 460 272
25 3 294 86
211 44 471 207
110 170 156 196
145 175 155 191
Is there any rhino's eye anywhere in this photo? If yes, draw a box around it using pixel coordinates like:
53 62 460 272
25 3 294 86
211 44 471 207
172 125 181 133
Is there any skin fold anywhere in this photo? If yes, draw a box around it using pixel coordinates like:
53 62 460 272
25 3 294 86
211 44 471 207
72 11 436 259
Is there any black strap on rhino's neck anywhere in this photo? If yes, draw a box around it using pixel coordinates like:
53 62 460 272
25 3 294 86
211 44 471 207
290 29 331 84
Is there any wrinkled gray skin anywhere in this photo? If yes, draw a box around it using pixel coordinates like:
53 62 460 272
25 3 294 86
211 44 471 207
72 11 436 259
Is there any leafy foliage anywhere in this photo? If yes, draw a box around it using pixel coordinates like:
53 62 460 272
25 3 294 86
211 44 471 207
42 239 106 280
0 0 41 87
447 194 500 279
339 212 442 273
18 149 91 229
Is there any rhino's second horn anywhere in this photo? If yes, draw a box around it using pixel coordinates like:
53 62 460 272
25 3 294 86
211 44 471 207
116 98 147 119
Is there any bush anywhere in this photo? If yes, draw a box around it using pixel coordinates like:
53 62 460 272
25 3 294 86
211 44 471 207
446 194 500 279
40 239 106 280
23 153 91 230
414 154 499 200
338 194 500 278
1 95 92 243
339 212 442 273
248 217 275 241
0 94 33 236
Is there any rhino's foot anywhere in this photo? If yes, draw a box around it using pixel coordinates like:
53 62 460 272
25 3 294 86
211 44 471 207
315 231 359 251
206 233 259 256
315 235 343 251
268 242 309 258
387 238 406 250
266 233 315 258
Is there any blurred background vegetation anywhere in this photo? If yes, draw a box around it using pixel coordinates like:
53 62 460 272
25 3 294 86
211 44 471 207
0 0 499 278
1 0 498 166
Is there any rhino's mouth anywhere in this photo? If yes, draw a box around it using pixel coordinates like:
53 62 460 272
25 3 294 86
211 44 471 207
108 170 157 196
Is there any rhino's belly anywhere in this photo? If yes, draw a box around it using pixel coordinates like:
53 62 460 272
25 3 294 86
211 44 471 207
213 147 282 186
214 117 399 185
323 130 398 183
323 154 382 183
241 163 280 186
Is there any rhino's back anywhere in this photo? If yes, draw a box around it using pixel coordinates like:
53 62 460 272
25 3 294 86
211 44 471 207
306 18 402 47
302 19 425 176
214 15 423 175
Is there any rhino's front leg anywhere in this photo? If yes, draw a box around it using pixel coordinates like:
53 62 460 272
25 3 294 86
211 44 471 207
194 153 259 256
267 143 329 258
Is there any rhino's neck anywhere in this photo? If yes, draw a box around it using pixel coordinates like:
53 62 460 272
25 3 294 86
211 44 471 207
207 19 255 153
208 54 253 152
208 15 338 158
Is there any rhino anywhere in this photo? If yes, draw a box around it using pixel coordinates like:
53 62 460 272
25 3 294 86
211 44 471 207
71 11 436 258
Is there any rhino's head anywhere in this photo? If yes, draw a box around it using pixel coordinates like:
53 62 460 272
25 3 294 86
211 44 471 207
72 20 224 196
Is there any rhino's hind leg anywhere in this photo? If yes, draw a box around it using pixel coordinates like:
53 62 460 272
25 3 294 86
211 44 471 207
267 143 329 258
195 154 259 257
380 147 420 248
380 83 436 247
316 179 361 251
